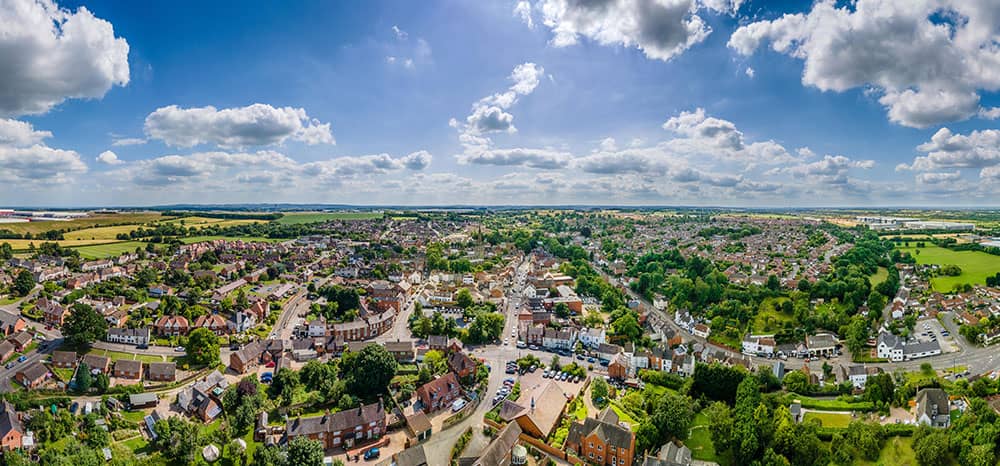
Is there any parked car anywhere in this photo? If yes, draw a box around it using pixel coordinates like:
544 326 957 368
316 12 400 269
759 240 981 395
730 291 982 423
174 346 185 352
16 355 26 363
451 399 467 412
586 357 596 363
363 448 381 460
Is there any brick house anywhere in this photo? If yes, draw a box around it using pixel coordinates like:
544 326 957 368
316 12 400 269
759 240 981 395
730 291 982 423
415 372 462 412
565 408 636 466
154 315 189 336
229 341 265 374
447 351 477 379
7 331 31 352
15 362 47 389
114 359 142 379
193 314 229 336
51 350 77 368
0 401 24 451
285 401 386 450
82 354 111 374
147 362 176 382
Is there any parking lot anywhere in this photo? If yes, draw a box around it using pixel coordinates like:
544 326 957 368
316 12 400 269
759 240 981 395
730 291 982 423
918 318 959 353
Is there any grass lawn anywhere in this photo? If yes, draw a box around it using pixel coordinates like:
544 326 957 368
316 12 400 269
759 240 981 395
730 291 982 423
751 297 795 334
159 216 262 227
72 241 147 259
121 410 149 423
870 266 889 286
687 412 722 463
802 411 852 428
897 243 1000 292
87 348 168 363
276 211 382 224
609 401 637 425
858 436 917 466
0 296 17 305
52 367 74 382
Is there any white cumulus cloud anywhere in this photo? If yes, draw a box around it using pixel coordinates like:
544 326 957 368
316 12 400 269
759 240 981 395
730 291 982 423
143 103 335 149
0 0 130 116
729 0 1000 128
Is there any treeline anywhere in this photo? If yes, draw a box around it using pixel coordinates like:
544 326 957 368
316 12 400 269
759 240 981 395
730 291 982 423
160 210 284 220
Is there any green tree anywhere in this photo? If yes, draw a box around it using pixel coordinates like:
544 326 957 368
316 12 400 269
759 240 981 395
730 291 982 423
783 370 810 394
252 445 286 466
94 373 110 393
269 368 300 406
287 436 324 466
455 288 474 308
650 392 694 441
62 303 108 348
13 270 35 297
73 362 94 393
341 344 398 398
704 401 733 454
864 373 895 404
553 302 572 318
913 429 949 466
185 327 220 366
0 243 12 261
591 376 609 408
733 376 763 464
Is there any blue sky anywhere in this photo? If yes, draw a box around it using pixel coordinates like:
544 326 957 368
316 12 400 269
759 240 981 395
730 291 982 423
3 0 1000 206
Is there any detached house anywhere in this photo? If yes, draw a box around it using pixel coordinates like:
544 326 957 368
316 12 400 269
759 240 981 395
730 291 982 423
415 372 462 413
114 360 142 379
147 362 177 382
446 352 477 379
0 401 25 451
915 388 951 428
193 314 228 336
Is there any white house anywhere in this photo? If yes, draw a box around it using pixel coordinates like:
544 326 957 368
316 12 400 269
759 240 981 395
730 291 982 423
230 311 257 334
307 319 328 338
692 324 711 339
846 365 869 389
106 327 150 346
579 327 606 349
742 335 776 356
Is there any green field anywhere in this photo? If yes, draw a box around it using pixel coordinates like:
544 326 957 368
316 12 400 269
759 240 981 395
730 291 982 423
751 297 795 334
896 244 1000 292
870 267 889 286
276 211 382 224
87 347 171 363
858 436 917 466
73 241 147 259
802 411 852 428
687 412 723 463
0 213 167 236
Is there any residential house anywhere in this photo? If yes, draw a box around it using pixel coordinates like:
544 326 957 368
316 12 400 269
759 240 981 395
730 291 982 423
147 362 176 382
0 312 26 337
0 341 13 363
579 327 606 349
385 340 415 363
692 324 711 339
114 360 142 379
0 401 25 451
193 314 228 336
427 335 448 352
177 371 229 422
307 319 328 338
229 341 265 374
38 298 68 326
415 372 462 413
642 442 692 466
154 315 189 336
7 331 31 353
565 408 636 466
82 354 111 374
15 362 47 389
107 327 151 346
502 380 568 439
285 401 386 450
542 328 577 351
447 352 477 379
915 388 951 428
608 353 629 380
466 422 522 466
51 350 77 368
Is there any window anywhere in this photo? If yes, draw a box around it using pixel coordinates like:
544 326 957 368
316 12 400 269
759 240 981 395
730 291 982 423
597 445 602 451
589 453 593 459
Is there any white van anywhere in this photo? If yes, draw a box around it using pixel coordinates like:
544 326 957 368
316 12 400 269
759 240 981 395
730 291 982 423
451 399 467 412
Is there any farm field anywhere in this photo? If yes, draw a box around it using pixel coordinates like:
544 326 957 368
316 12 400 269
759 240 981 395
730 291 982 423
179 235 285 244
1 238 119 249
276 211 382 224
802 411 852 428
0 213 167 236
896 244 1000 292
158 217 263 228
63 224 151 241
73 241 147 259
